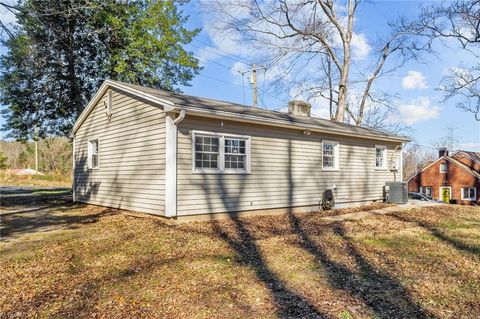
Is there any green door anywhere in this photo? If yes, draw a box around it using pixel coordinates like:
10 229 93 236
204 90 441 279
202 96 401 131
441 187 451 203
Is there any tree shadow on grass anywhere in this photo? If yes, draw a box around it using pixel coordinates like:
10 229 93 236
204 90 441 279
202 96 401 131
389 213 480 257
210 217 327 319
288 213 434 319
0 205 117 242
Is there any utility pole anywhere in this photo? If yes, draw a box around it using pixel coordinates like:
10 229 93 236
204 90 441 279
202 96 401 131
238 64 266 109
252 64 257 108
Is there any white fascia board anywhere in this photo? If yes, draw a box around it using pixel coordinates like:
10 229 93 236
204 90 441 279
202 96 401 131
69 80 175 137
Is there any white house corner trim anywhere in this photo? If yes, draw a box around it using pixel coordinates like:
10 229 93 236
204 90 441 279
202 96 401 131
165 114 178 217
400 145 404 182
72 136 76 202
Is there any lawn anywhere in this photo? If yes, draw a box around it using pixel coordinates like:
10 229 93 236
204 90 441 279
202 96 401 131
0 170 71 188
1 198 479 318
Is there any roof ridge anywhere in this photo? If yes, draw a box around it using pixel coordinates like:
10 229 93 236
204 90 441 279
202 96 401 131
108 80 409 140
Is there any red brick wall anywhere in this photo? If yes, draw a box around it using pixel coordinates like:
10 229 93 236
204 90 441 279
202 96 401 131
408 158 480 205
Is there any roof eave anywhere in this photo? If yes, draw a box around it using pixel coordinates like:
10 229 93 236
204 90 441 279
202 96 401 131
69 80 175 137
177 106 411 143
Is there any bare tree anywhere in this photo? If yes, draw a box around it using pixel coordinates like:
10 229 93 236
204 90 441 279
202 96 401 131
402 144 436 180
406 0 480 120
205 0 429 128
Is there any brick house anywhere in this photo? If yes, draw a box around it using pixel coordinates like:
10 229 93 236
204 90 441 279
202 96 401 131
407 149 480 205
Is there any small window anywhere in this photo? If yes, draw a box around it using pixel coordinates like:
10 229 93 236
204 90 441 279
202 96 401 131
322 140 339 170
420 186 432 198
88 139 99 169
439 163 447 173
461 187 476 200
375 145 387 169
193 132 250 173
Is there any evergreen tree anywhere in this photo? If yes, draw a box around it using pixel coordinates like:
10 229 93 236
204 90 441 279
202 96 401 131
0 151 9 169
0 0 200 140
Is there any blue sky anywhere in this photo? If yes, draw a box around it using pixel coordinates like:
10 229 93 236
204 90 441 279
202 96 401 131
1 0 479 151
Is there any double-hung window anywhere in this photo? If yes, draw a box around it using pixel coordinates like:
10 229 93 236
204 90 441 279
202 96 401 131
194 135 220 170
461 187 477 201
193 131 250 173
420 186 432 198
375 145 387 169
322 140 339 170
224 138 247 171
88 139 99 169
439 163 447 173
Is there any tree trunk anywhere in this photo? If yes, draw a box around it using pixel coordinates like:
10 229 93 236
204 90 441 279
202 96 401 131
334 0 354 123
66 18 82 117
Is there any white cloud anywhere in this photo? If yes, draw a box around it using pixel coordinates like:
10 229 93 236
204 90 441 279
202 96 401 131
351 33 371 60
395 97 440 125
457 142 480 151
402 71 429 90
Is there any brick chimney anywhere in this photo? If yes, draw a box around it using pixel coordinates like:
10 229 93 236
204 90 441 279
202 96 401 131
288 100 311 117
439 147 448 158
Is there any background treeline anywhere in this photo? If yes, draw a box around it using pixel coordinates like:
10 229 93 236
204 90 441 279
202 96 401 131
0 137 71 174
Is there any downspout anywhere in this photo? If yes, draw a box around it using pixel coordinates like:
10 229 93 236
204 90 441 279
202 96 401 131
174 110 186 125
165 110 186 218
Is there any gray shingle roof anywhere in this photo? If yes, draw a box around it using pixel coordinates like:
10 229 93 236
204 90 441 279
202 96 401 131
109 80 410 142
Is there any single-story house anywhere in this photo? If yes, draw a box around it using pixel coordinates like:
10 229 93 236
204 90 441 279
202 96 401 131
70 80 410 221
408 149 480 204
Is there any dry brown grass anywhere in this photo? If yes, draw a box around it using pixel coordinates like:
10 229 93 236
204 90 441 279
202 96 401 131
1 201 479 318
0 170 71 188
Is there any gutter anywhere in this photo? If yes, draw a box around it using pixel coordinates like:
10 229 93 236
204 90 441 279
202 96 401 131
175 106 411 143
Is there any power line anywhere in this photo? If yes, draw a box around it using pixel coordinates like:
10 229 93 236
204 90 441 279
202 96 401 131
196 73 242 88
257 87 285 103
196 72 284 110
189 42 249 66
192 38 252 64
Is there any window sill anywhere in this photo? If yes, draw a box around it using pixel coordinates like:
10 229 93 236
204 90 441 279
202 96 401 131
322 168 339 172
375 167 388 171
193 170 250 175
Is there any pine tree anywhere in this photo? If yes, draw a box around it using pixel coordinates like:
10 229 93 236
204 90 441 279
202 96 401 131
0 0 200 140
0 151 8 170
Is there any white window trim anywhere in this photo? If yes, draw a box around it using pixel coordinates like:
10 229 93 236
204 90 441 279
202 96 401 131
425 186 432 197
87 139 99 170
419 186 433 197
322 140 340 171
461 187 477 201
192 130 251 174
439 163 447 173
374 145 388 170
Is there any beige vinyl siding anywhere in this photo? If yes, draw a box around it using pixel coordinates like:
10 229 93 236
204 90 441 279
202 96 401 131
74 89 166 215
177 116 401 216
